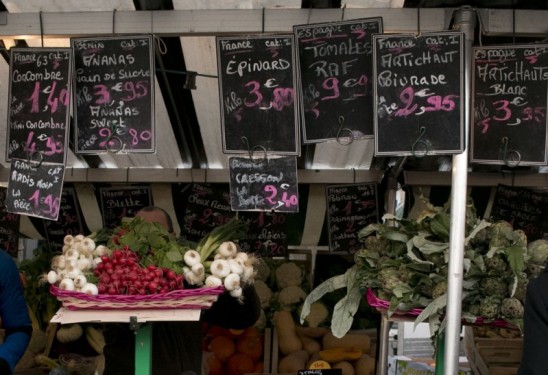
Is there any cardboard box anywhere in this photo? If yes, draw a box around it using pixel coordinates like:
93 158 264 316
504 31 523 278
463 326 522 375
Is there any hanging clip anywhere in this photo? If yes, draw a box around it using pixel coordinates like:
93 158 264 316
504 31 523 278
336 116 353 145
411 126 429 158
499 136 521 167
184 71 197 90
21 141 44 169
241 136 267 164
101 123 123 153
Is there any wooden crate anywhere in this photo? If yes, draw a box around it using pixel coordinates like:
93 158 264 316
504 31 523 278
463 326 522 375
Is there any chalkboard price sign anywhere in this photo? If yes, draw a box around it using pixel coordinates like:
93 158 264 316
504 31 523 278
99 186 152 229
179 183 234 243
43 186 84 252
6 159 65 221
6 48 72 165
0 188 20 257
72 35 155 154
326 183 378 253
238 211 289 257
471 45 548 166
217 35 299 154
490 184 548 241
373 32 464 156
294 18 382 143
229 156 298 212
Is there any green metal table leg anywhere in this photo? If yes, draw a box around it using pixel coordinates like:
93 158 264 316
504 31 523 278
135 323 153 375
435 333 445 375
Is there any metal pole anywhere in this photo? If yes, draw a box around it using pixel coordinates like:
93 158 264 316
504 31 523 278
443 6 476 375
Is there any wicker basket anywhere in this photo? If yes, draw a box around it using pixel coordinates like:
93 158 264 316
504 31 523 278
366 288 517 328
50 285 224 310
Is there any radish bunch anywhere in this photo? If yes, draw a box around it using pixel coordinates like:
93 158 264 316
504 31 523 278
93 248 184 295
44 234 109 295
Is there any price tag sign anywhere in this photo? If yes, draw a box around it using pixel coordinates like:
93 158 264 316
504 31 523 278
238 211 290 257
72 35 155 154
217 35 299 154
490 184 548 241
43 186 85 252
294 18 382 142
298 370 342 375
6 159 64 221
373 32 464 156
0 188 20 257
99 186 152 229
6 48 72 165
326 183 378 253
179 183 234 243
471 45 548 165
229 156 299 212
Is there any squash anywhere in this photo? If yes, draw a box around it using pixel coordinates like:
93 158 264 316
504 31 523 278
354 354 376 375
275 311 302 355
306 351 322 368
322 331 370 353
333 360 355 375
319 347 362 363
278 350 309 373
298 333 322 355
295 325 329 339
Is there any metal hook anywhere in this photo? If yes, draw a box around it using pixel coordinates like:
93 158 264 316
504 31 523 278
336 116 354 145
512 8 516 44
341 4 346 21
126 167 130 183
352 168 356 184
307 7 312 24
21 141 44 169
39 11 44 48
499 137 521 167
411 126 429 158
204 168 208 184
241 136 267 164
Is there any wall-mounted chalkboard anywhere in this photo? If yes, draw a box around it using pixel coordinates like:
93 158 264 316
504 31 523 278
229 156 299 212
6 48 72 165
6 159 65 221
178 183 235 243
471 45 548 166
238 211 290 257
43 186 85 252
294 18 382 143
489 184 548 241
71 35 155 154
0 188 20 257
99 185 152 229
217 35 299 154
326 183 378 253
373 32 464 156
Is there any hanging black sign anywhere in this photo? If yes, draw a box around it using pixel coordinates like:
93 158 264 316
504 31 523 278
43 186 85 252
0 188 20 258
294 18 383 143
179 183 235 243
6 159 65 221
99 185 152 229
229 156 299 212
238 211 290 257
217 35 299 154
326 183 379 253
490 184 548 241
6 48 72 165
471 45 548 166
71 35 155 154
373 32 464 156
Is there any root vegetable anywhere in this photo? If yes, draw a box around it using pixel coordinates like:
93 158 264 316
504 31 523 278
205 275 223 287
63 235 75 246
218 241 238 258
211 259 231 278
81 283 99 295
184 249 202 267
230 287 243 299
224 273 241 291
46 271 58 284
228 259 244 275
73 274 87 289
59 278 75 291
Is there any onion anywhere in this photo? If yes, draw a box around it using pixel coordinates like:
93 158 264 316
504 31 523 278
63 235 75 246
228 259 244 276
59 278 75 291
210 259 231 279
205 275 223 287
47 270 58 284
183 250 201 267
223 273 241 291
81 283 99 295
74 274 87 289
218 241 238 258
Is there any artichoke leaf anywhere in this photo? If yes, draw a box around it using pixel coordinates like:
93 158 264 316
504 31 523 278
415 293 447 328
331 277 362 338
464 219 491 246
412 232 449 254
300 267 354 325
504 245 526 274
406 240 432 264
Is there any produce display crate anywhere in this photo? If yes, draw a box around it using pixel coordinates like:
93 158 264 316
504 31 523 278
463 326 522 375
